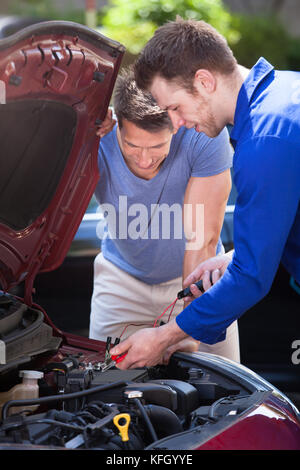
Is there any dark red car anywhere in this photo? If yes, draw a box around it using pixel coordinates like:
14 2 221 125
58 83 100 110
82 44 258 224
0 21 299 451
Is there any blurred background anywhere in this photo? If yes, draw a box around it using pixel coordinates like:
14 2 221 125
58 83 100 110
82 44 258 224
1 0 300 71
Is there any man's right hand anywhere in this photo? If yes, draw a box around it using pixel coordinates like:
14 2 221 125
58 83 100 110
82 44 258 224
96 108 116 138
183 251 233 299
109 320 188 369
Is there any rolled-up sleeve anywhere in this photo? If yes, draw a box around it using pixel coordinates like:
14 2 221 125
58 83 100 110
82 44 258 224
189 127 233 177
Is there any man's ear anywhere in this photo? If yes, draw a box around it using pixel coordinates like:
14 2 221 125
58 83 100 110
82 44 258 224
194 69 216 94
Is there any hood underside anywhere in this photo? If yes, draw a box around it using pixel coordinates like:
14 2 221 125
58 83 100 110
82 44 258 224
0 21 124 300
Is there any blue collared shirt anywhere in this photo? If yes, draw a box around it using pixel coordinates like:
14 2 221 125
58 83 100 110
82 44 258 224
176 57 300 344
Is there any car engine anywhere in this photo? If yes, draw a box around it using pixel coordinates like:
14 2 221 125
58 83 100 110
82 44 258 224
0 293 277 450
0 356 257 450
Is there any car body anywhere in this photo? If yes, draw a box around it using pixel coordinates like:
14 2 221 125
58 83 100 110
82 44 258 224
0 20 299 451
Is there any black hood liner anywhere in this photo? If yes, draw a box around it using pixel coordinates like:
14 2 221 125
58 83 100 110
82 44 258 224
0 100 77 231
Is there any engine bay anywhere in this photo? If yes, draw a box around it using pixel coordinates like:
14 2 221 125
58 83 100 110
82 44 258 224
0 293 269 450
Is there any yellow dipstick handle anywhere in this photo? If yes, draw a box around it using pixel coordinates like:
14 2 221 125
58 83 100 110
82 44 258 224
113 413 131 442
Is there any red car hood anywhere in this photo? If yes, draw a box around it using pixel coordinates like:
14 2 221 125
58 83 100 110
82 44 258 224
0 21 124 303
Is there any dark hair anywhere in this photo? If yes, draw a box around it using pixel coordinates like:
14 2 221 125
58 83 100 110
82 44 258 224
113 67 172 131
134 17 237 91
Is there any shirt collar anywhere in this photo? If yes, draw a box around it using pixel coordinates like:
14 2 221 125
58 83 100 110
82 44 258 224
230 57 274 144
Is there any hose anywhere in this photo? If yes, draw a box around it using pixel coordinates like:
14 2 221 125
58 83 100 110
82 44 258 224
144 404 183 437
1 381 127 421
132 397 158 443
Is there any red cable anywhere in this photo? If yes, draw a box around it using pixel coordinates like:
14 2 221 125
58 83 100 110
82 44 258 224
167 298 178 323
119 322 153 339
119 298 178 338
153 298 178 328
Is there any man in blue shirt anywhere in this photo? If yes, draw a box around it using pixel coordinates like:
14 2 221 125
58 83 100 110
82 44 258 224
89 68 239 360
110 18 300 368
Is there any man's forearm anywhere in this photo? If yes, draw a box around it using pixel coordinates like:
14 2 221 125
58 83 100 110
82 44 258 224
158 319 189 348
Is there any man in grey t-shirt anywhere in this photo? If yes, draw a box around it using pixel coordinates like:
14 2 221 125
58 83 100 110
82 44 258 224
89 68 239 362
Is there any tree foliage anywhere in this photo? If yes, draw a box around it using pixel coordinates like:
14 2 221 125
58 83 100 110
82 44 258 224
230 13 292 69
99 0 240 55
8 0 300 70
9 0 85 24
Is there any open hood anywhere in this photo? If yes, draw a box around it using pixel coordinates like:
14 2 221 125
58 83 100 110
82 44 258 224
0 21 124 303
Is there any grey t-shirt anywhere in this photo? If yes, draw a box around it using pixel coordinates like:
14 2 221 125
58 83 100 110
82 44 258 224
94 125 232 284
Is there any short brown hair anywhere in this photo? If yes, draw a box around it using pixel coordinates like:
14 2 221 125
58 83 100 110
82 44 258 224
134 17 237 90
113 67 172 131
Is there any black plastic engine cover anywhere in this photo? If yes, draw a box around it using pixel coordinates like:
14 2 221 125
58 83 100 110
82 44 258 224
149 379 200 415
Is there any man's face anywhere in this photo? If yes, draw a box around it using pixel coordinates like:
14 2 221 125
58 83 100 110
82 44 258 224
117 119 173 180
149 75 223 138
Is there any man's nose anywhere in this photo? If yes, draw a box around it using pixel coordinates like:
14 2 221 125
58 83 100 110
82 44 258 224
168 110 185 130
139 148 153 167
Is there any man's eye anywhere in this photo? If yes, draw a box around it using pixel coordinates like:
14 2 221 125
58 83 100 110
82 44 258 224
154 143 166 149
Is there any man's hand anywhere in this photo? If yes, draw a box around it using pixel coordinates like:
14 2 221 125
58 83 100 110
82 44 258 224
183 251 233 300
109 320 187 369
161 338 200 365
96 108 116 138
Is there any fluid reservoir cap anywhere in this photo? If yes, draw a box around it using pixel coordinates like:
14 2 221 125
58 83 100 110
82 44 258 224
19 370 44 379
123 390 143 399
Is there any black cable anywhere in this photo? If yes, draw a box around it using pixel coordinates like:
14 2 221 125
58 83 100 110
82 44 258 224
1 381 127 421
132 397 158 443
0 417 85 433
